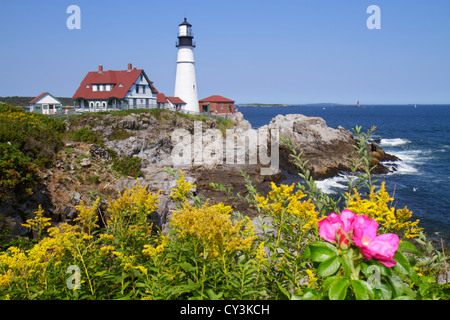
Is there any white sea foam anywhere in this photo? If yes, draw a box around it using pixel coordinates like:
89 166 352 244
384 150 422 175
379 138 411 147
391 161 419 174
315 175 350 194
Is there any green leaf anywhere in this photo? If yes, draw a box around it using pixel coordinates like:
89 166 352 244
339 256 352 277
388 274 405 297
276 282 291 299
398 240 421 255
374 282 392 300
394 295 413 300
318 256 341 277
328 278 349 300
394 251 411 275
323 276 339 291
293 289 319 300
180 262 197 272
419 275 436 284
206 289 223 300
350 279 369 300
309 242 338 262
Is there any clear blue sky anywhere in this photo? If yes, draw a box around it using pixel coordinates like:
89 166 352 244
0 0 449 104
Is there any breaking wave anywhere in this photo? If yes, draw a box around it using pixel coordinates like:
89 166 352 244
379 138 411 147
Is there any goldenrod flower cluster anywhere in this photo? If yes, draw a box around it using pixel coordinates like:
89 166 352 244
22 205 52 239
171 200 257 257
346 182 423 239
74 198 100 235
107 180 160 244
255 182 319 233
108 179 159 221
169 170 196 204
142 235 168 258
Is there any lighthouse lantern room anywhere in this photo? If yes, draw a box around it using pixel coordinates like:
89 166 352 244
174 18 199 114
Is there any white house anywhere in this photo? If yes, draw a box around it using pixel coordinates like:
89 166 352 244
29 92 63 114
72 63 159 111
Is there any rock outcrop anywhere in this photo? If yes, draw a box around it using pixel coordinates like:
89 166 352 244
263 114 396 179
1 110 397 239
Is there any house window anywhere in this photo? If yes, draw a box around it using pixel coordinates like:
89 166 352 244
93 85 98 91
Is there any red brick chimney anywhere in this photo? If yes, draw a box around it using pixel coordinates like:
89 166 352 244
98 65 103 73
128 63 132 71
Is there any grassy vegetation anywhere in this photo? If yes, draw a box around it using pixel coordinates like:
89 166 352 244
0 104 66 201
0 105 234 202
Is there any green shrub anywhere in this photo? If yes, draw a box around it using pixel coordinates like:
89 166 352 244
108 129 135 141
0 104 65 167
0 142 38 202
71 128 103 145
112 156 142 178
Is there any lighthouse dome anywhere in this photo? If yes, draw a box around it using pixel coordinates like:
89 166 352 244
179 17 192 27
177 17 195 47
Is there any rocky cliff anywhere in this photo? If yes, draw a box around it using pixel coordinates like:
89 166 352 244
0 109 396 238
264 114 397 179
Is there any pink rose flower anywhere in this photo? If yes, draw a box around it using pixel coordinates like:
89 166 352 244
318 209 400 267
318 209 355 246
352 215 399 267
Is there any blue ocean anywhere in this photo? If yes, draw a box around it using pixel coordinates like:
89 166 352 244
238 105 450 242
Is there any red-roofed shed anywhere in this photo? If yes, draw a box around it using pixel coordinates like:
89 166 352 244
199 95 235 114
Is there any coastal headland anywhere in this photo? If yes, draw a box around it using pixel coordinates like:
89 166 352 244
0 104 396 239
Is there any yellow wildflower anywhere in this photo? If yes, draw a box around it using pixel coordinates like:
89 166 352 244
347 182 423 239
255 241 268 264
169 170 195 203
74 198 100 235
143 235 168 258
170 200 257 256
305 269 318 289
22 205 51 239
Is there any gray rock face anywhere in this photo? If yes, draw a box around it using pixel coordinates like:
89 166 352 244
264 113 392 179
1 110 395 241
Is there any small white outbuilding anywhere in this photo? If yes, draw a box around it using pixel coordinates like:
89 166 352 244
29 92 63 114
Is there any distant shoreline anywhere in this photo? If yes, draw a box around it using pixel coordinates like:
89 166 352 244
237 103 450 107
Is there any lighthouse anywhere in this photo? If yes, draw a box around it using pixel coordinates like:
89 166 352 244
174 18 199 114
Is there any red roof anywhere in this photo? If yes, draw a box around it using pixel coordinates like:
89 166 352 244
167 97 186 104
72 67 157 100
199 95 234 103
157 93 168 103
29 92 49 104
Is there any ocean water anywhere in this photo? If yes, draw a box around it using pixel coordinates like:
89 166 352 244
238 105 450 241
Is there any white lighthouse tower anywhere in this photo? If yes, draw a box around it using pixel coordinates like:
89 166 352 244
174 18 199 114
